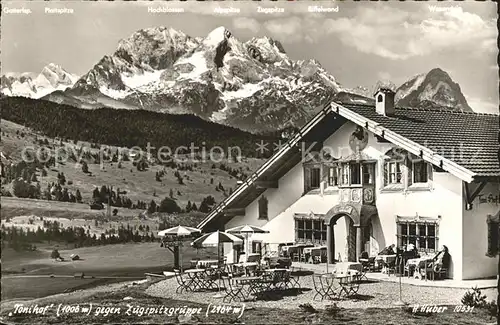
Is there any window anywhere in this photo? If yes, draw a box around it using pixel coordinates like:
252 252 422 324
304 166 321 192
327 167 338 186
397 222 437 252
337 162 374 186
310 168 320 188
295 218 327 244
487 216 500 257
385 161 402 185
340 164 349 185
350 163 361 185
258 196 268 220
377 94 383 102
413 160 429 183
363 164 375 185
252 241 262 254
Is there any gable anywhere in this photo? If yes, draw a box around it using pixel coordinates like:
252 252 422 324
198 101 499 230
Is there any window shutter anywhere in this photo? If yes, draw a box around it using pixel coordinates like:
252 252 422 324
304 167 311 193
407 160 413 187
427 163 433 182
258 196 268 220
396 222 401 247
383 162 388 186
487 219 499 256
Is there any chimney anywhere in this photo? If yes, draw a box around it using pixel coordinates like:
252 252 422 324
374 88 395 116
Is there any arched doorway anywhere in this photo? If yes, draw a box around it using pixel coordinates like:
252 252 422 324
326 213 357 262
324 203 378 263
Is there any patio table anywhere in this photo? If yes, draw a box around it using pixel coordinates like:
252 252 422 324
184 268 207 291
262 268 292 290
312 273 341 300
233 262 259 276
197 259 219 268
335 262 363 274
232 276 262 300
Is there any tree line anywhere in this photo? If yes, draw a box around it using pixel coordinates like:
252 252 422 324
1 97 276 158
0 220 158 252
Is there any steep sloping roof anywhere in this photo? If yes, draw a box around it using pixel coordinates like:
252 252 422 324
198 101 499 230
336 103 499 179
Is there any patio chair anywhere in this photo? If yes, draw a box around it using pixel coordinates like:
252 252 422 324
430 263 448 280
359 251 376 273
201 268 220 290
173 269 192 294
221 276 246 303
421 261 448 280
338 270 361 298
384 259 396 276
403 262 415 278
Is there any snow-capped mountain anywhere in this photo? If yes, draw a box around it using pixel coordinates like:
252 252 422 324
2 27 474 132
1 63 78 99
63 26 343 132
395 68 473 112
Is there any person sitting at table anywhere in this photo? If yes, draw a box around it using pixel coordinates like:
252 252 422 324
421 245 451 279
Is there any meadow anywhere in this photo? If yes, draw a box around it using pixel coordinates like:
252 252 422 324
1 242 216 301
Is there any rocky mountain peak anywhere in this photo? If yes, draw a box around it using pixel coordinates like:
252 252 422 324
203 26 233 48
395 67 472 112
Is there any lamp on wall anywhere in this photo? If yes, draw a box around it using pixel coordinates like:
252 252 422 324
465 203 473 211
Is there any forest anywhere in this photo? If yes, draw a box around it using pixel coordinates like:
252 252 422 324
1 97 276 158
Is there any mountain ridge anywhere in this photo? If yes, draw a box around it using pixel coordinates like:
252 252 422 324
1 27 476 131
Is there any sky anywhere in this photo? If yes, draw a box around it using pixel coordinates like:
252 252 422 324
1 1 498 113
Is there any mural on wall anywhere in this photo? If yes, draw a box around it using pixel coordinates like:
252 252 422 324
348 126 369 153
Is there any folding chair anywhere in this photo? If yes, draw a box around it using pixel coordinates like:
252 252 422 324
173 269 192 293
221 276 246 303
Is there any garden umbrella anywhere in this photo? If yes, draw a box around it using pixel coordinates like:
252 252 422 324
158 225 201 237
158 225 201 272
226 225 269 260
191 230 243 297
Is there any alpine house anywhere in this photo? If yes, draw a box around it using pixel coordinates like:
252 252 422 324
198 88 500 280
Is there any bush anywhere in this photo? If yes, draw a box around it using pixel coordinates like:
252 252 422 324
158 197 181 213
325 303 341 317
461 287 487 307
298 303 317 313
51 249 60 259
483 300 497 318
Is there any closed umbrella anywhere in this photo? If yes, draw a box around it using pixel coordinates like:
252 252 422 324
227 225 269 260
159 225 201 272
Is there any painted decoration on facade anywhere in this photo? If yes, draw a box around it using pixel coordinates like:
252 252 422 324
363 188 374 203
341 189 350 202
349 126 369 153
351 188 362 202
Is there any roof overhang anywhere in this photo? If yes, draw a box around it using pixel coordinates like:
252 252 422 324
330 102 478 184
198 102 341 230
198 100 494 231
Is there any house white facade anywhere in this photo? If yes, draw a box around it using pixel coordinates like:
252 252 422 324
199 90 500 280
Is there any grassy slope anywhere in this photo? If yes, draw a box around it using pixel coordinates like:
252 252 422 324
1 118 264 210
